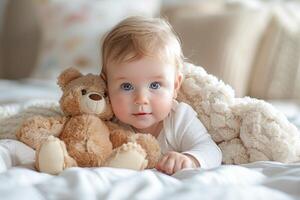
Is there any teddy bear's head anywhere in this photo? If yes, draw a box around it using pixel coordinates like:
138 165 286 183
57 67 113 120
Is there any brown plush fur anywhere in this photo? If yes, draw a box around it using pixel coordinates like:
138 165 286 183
16 116 67 149
128 134 161 168
16 67 161 173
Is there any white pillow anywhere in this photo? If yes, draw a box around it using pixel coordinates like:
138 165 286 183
31 0 160 80
249 4 300 100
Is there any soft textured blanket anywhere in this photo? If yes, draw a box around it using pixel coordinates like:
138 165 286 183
178 63 300 164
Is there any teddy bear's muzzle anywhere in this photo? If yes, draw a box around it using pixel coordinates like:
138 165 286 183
80 92 106 114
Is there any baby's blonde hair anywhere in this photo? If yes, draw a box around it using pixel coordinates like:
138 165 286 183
101 16 184 74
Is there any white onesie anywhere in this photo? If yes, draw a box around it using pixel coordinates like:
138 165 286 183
157 100 222 169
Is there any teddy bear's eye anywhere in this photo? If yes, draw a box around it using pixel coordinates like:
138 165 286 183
81 89 87 95
103 91 108 97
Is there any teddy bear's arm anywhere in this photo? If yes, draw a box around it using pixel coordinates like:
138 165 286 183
16 116 67 150
106 121 161 168
105 121 132 148
110 129 133 149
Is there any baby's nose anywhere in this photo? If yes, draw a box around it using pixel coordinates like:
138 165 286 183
134 90 148 105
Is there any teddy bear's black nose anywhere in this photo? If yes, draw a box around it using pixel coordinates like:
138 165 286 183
89 94 102 101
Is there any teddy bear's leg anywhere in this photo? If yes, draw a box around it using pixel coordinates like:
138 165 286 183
36 136 77 175
128 134 161 169
104 142 148 170
16 116 67 150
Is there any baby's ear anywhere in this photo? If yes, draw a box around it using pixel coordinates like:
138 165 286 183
174 71 183 98
100 72 107 82
57 67 83 89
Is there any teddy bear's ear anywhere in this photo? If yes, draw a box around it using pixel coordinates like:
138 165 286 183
57 67 83 89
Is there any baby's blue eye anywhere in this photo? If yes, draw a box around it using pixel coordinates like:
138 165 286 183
149 82 161 90
120 82 134 91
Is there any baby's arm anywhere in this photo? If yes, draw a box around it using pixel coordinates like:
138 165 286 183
156 116 222 175
180 116 222 169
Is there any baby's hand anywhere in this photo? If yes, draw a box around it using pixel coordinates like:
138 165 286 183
155 151 199 175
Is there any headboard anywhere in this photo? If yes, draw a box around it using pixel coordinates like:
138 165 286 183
0 0 40 79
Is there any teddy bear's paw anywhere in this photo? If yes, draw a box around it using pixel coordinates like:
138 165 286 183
36 136 73 175
128 134 161 168
104 142 148 170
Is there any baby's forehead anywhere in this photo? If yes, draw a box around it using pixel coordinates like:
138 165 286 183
111 60 175 72
104 59 177 82
107 56 176 69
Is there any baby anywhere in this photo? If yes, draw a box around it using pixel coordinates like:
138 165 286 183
101 16 222 175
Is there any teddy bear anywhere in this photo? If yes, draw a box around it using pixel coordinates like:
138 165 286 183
16 67 161 175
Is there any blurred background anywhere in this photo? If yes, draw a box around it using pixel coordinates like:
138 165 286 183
0 0 299 105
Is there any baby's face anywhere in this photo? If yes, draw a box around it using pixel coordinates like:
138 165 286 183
106 56 181 133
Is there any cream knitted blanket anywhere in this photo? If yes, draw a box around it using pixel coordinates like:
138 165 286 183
178 63 300 164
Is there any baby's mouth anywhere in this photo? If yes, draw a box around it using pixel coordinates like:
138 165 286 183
132 112 152 116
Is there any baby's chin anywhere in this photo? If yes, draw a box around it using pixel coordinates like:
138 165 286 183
131 123 154 132
132 122 164 137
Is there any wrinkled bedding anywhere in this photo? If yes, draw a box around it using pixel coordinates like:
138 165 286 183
0 162 299 200
0 79 300 199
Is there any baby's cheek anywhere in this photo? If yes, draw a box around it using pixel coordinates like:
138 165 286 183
152 94 173 112
110 94 129 117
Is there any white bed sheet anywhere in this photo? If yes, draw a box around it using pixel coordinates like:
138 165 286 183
0 161 299 200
